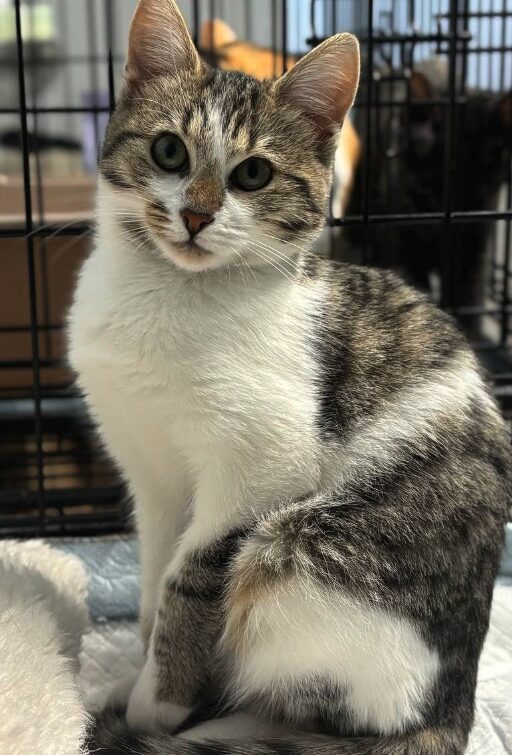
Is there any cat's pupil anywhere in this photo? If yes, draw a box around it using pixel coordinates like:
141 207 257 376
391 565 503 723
166 143 177 159
247 161 258 179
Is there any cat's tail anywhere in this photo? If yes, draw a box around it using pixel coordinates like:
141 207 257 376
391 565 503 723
88 713 466 755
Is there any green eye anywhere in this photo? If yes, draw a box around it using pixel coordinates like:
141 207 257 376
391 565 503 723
231 157 273 191
151 133 188 172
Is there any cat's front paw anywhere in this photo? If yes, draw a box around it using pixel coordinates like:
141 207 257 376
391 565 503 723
126 695 190 734
126 656 191 733
104 667 141 711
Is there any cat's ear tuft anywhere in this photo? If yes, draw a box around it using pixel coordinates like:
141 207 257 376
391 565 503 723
200 19 237 51
126 0 201 83
275 33 360 140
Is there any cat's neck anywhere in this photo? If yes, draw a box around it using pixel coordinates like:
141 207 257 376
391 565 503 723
95 215 302 305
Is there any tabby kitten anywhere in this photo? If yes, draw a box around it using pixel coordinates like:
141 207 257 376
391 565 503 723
70 2 510 754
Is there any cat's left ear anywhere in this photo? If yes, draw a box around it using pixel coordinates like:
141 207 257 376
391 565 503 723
125 0 201 83
275 34 360 140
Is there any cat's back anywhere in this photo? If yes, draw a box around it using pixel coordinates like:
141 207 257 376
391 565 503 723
303 254 509 450
302 253 469 378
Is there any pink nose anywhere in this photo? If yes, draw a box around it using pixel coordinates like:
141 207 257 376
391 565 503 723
180 209 214 238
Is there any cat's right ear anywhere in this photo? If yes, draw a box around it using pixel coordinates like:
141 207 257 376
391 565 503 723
125 0 201 83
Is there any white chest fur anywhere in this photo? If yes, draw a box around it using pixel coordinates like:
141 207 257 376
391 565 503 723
68 233 323 538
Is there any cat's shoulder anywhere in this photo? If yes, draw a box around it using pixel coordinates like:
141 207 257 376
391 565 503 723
298 252 469 364
300 251 418 292
299 251 445 314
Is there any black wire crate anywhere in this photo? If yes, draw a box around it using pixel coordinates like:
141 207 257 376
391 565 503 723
1 0 511 538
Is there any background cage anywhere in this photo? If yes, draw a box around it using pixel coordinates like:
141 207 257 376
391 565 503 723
0 0 511 538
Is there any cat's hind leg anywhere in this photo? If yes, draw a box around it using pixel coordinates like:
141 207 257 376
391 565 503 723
219 490 495 753
224 553 441 738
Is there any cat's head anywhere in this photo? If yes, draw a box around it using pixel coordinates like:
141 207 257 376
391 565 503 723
100 0 359 272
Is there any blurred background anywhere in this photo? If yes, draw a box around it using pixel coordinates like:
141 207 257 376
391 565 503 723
0 0 511 537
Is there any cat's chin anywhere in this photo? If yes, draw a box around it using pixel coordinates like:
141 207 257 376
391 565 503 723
160 240 223 273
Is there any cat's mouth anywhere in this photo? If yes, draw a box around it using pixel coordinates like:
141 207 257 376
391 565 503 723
160 238 217 272
173 240 212 258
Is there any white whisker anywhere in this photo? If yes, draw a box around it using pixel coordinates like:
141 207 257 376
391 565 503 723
259 231 313 256
250 239 299 270
246 245 296 284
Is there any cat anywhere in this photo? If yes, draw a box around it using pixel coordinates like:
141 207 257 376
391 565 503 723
199 18 361 218
68 1 511 753
344 64 512 340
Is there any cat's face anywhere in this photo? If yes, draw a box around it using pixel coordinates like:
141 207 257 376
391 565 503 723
100 0 359 273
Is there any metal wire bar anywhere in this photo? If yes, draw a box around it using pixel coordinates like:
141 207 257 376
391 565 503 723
105 0 116 113
26 0 53 363
499 0 512 344
282 0 288 73
12 0 46 531
0 359 67 370
0 106 111 114
86 0 101 164
362 0 375 264
330 210 512 226
439 0 459 310
272 0 278 77
435 9 512 18
307 31 471 45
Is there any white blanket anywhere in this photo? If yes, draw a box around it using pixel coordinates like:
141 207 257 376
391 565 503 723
0 540 90 755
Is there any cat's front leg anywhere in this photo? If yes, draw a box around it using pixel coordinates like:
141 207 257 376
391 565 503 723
132 468 192 648
126 526 242 733
107 472 192 713
125 648 192 732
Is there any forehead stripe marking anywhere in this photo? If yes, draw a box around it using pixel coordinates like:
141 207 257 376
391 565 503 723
181 104 194 135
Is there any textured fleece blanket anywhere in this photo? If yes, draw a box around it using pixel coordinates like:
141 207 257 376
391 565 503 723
0 540 90 755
